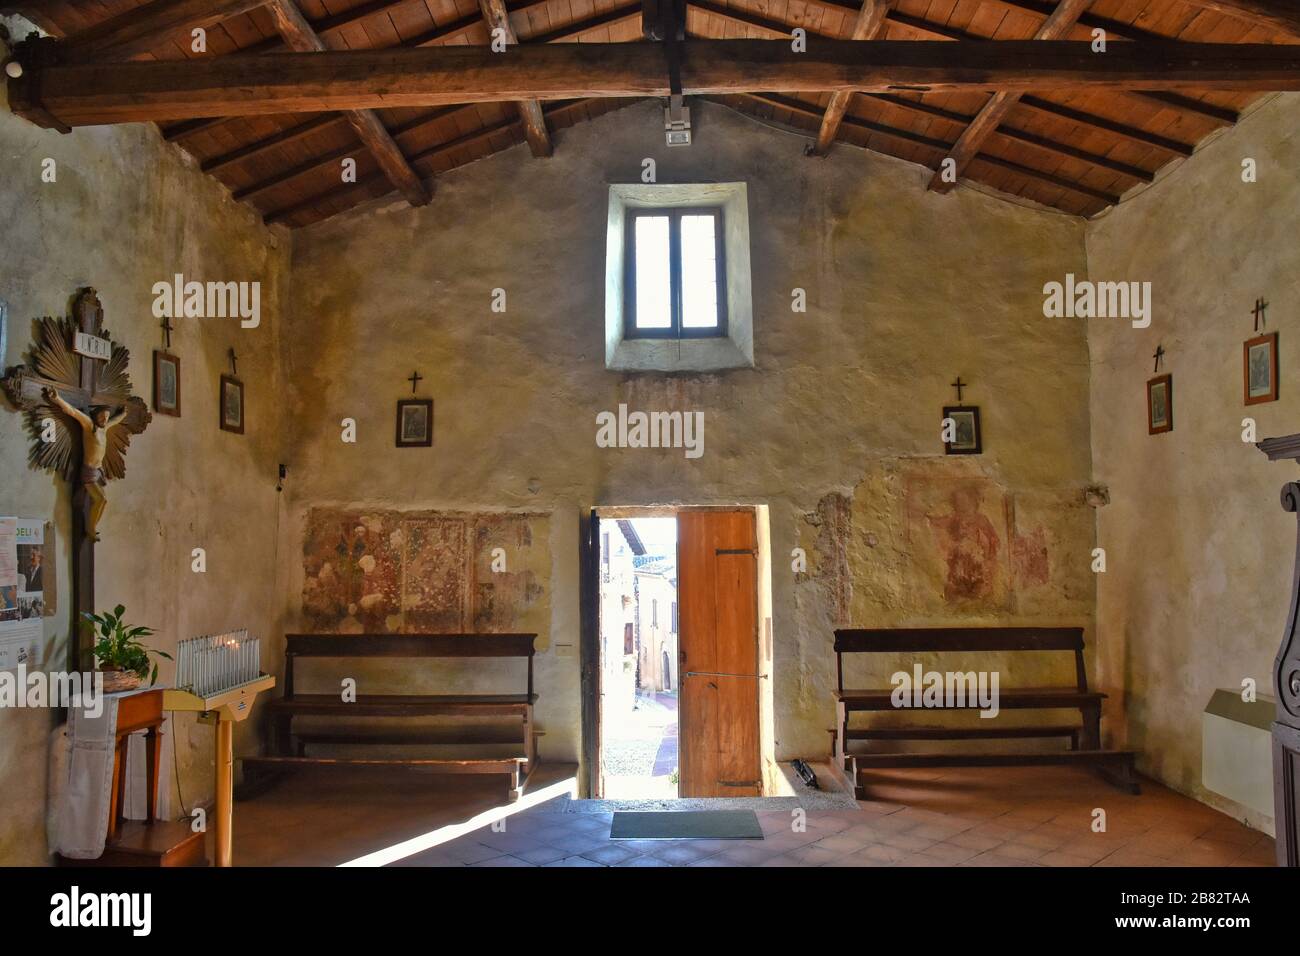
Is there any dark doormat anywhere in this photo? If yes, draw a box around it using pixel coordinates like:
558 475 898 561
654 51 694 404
610 810 764 840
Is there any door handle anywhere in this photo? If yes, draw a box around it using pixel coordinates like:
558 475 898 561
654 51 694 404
684 671 766 679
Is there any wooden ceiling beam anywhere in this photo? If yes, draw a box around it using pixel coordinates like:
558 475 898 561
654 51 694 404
159 0 557 143
58 0 267 62
172 0 601 156
217 5 638 197
929 0 1094 194
688 1 1192 160
808 0 1240 124
15 40 1300 128
809 0 892 156
264 0 429 207
479 0 552 157
974 0 1241 125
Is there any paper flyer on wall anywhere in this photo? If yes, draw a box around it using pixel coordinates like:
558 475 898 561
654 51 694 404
0 518 46 672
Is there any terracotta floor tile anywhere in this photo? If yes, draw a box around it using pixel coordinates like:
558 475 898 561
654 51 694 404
811 833 873 854
950 832 1002 852
959 851 1037 867
1037 851 1096 867
997 842 1050 862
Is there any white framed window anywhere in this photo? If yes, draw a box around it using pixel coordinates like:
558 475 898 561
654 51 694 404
605 183 753 372
625 208 726 339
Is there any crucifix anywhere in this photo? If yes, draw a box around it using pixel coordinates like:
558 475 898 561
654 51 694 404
160 315 174 348
1 289 151 670
228 347 238 377
408 370 423 394
1253 297 1269 332
1153 344 1166 373
951 376 968 402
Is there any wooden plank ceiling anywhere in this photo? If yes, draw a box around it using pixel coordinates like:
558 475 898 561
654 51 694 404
7 0 1297 226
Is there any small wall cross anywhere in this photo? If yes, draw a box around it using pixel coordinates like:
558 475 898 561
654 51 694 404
951 376 968 402
1253 297 1269 332
160 316 174 349
408 370 423 394
1153 344 1166 373
228 347 238 377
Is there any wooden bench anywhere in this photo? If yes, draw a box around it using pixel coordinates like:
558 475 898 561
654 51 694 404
243 633 540 801
830 627 1138 796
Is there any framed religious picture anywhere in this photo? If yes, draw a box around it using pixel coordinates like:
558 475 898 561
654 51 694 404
1244 332 1279 405
219 374 244 434
152 350 181 417
1147 373 1172 434
942 405 982 455
396 398 433 447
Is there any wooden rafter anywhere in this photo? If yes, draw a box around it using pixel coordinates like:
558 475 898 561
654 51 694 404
221 5 641 208
12 40 1300 129
864 92 1154 183
688 0 1210 154
264 98 611 226
740 91 1120 204
928 0 1095 194
57 0 266 62
809 0 892 156
160 0 558 144
870 0 1238 125
479 0 553 157
1179 0 1300 38
263 0 429 208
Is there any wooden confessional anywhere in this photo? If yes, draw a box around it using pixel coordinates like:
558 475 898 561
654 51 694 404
1259 432 1300 866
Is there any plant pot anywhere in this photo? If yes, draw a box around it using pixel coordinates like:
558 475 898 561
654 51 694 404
99 667 143 694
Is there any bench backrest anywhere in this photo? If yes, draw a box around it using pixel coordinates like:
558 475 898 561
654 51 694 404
832 627 1088 693
283 633 537 697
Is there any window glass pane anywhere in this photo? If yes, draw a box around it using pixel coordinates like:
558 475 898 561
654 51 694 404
634 215 672 330
680 214 719 329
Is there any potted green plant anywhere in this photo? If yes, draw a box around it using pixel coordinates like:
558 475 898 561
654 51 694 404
83 605 170 693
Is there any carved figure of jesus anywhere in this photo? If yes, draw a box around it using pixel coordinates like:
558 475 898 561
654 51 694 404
43 385 126 540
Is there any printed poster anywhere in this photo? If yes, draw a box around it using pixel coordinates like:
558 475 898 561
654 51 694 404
1 518 48 672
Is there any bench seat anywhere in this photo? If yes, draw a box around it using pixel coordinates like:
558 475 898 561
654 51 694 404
836 687 1106 710
268 693 537 716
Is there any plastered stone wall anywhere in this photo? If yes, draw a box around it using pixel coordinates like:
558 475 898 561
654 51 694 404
0 17 290 864
283 100 1097 772
1086 92 1300 831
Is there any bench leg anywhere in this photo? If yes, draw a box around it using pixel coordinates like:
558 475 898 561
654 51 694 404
1096 755 1141 795
1079 703 1102 751
272 714 293 756
522 705 536 777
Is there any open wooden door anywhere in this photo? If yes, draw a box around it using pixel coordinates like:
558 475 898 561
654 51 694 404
579 508 603 798
677 509 761 797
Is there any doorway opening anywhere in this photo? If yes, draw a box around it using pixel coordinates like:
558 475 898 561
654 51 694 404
584 505 772 800
599 515 679 798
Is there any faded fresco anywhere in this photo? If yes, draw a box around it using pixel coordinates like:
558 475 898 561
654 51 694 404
844 459 1089 622
904 472 1065 613
302 508 549 642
